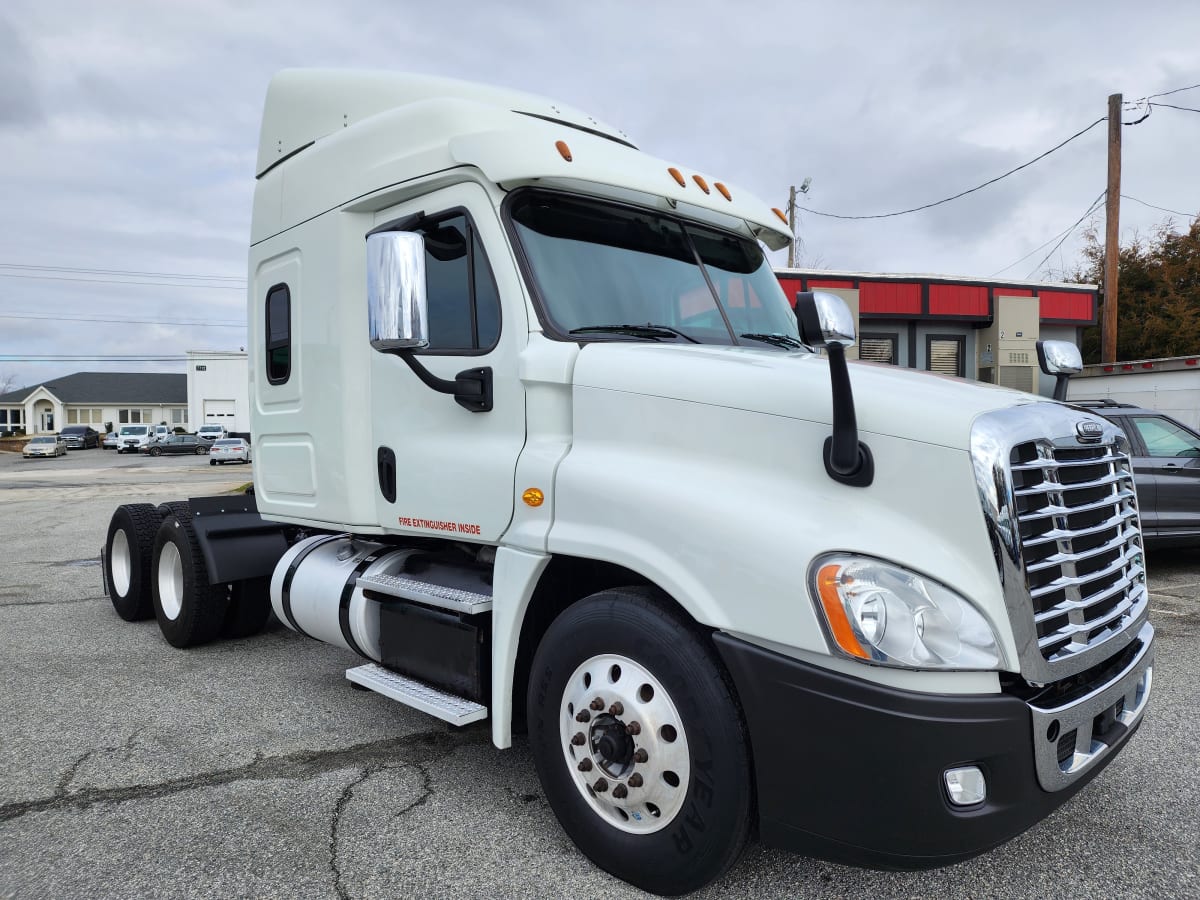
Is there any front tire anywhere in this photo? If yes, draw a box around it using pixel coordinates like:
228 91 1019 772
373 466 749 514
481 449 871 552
527 588 752 895
150 447 161 457
104 504 165 621
151 515 229 648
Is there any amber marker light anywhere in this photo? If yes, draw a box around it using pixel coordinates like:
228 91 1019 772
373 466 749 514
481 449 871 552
771 207 789 225
714 182 732 201
692 175 710 194
522 488 545 507
667 167 686 187
555 140 573 162
816 564 869 659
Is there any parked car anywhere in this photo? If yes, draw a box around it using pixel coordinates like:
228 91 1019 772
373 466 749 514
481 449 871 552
116 424 154 454
208 437 251 465
196 423 228 442
60 425 101 449
141 434 209 457
102 432 119 450
1075 399 1200 548
23 435 67 458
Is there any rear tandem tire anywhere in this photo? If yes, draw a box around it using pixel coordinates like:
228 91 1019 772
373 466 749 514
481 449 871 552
151 515 230 648
104 503 165 621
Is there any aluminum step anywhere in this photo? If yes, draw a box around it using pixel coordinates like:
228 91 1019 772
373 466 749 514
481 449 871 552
346 663 487 726
356 572 493 615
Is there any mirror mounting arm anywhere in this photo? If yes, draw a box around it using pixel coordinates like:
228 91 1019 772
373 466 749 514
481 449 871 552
823 343 874 486
394 350 493 413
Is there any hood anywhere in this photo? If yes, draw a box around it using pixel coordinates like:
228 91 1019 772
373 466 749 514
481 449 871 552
571 342 1039 451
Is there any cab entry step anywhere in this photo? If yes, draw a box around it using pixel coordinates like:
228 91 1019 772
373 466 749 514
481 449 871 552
356 573 493 615
346 662 488 726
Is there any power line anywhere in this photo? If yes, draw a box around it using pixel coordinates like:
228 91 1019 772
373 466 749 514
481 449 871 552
0 312 245 328
1149 101 1200 114
801 117 1108 221
0 272 244 290
1025 190 1107 280
991 215 1090 277
1144 82 1200 101
1121 194 1198 218
0 262 244 282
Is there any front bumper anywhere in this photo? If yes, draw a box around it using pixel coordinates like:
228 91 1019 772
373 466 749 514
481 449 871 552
713 625 1153 869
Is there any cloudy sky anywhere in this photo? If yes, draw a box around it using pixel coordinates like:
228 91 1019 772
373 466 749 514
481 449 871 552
1 0 1198 390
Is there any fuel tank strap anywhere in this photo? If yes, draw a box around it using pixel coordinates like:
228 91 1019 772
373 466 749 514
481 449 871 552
280 535 342 639
339 550 388 660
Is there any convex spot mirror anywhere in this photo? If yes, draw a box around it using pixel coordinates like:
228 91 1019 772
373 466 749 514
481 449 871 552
367 231 429 351
795 291 857 348
1036 340 1083 376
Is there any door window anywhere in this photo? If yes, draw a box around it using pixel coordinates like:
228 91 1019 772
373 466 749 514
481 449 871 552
1130 416 1200 458
416 212 501 353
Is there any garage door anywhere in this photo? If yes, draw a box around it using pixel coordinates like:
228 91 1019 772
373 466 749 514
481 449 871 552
203 400 236 423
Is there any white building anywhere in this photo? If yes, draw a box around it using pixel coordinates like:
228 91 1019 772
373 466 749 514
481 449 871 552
186 350 250 436
0 372 188 435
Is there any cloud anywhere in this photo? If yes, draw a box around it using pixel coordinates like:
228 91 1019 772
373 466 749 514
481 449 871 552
0 13 41 126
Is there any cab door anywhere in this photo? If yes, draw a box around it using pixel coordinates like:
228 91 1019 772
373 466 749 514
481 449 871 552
369 182 527 541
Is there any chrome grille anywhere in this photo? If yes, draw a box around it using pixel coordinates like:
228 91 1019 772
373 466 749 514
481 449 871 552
1008 439 1146 664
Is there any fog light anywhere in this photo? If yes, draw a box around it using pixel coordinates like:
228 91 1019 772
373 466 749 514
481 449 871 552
944 766 986 806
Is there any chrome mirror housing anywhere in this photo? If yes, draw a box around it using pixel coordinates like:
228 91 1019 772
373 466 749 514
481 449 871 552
1036 340 1083 376
796 291 856 348
367 232 429 351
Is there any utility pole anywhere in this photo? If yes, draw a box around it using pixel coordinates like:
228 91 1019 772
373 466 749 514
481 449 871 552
787 184 797 268
1102 93 1122 363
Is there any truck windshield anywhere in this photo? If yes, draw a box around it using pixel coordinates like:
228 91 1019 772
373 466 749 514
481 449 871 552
508 191 800 345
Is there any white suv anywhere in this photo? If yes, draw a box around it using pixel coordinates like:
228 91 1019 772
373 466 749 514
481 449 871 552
197 424 228 442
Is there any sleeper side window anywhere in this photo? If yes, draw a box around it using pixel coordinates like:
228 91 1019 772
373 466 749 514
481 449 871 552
266 283 291 384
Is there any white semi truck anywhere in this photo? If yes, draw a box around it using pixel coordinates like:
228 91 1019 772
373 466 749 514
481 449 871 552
101 70 1154 895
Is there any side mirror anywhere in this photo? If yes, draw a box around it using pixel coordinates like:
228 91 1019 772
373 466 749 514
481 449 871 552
1036 340 1082 402
795 290 856 348
794 291 872 487
367 231 429 351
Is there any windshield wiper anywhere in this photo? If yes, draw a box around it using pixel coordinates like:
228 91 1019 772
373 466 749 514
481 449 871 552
740 332 808 350
570 324 701 344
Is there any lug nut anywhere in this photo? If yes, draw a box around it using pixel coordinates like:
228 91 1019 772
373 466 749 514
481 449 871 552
612 784 628 799
628 773 644 788
633 749 648 764
608 701 624 716
625 721 641 736
590 697 605 711
594 778 608 793
578 758 593 772
576 710 591 723
571 732 586 746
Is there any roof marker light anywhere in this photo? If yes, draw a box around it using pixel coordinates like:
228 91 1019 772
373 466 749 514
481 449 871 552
714 182 732 201
555 140 572 162
668 167 686 187
692 175 710 194
772 207 789 225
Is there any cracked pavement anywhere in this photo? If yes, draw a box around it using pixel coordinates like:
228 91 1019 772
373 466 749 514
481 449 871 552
2 450 1200 898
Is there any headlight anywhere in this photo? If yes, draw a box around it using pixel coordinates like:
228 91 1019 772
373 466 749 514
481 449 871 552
810 554 1007 671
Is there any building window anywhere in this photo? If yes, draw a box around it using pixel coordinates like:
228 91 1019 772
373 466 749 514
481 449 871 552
926 335 965 378
118 408 154 424
860 333 898 365
266 283 291 384
67 407 103 425
171 408 187 426
416 212 501 352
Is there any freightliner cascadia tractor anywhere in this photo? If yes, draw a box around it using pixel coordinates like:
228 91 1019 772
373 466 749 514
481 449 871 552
101 70 1153 895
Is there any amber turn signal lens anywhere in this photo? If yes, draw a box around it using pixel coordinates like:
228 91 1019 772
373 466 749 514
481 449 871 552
555 140 572 162
771 207 789 225
816 564 869 659
522 488 545 507
714 182 732 201
692 175 710 194
667 167 686 187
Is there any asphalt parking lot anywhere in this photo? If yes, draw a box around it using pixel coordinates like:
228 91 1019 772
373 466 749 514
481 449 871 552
1 448 1199 899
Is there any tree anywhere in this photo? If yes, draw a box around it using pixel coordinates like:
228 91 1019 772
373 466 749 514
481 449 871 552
0 372 21 396
1073 216 1200 363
